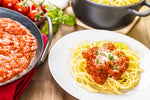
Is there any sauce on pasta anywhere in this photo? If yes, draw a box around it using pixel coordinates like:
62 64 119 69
70 41 142 94
0 18 37 83
82 43 129 85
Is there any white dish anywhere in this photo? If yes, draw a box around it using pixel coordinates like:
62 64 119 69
48 30 150 100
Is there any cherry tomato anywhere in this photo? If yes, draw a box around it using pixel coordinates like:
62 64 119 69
14 2 30 15
27 10 39 22
0 0 3 5
40 5 46 13
31 4 46 14
3 0 18 9
31 4 37 10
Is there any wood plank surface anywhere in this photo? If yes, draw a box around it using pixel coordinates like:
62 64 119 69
19 6 150 100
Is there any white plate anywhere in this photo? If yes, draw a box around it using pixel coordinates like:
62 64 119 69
48 30 150 100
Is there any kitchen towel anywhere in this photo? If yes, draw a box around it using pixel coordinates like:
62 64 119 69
0 33 48 100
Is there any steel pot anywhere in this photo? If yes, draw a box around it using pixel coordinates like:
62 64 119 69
71 0 150 29
0 7 53 86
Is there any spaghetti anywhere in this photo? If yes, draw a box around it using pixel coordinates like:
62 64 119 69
91 0 141 6
70 41 142 94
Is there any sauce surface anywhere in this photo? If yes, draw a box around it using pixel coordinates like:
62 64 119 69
0 18 37 83
82 43 129 85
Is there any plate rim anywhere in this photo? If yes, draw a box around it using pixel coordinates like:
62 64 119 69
48 29 150 100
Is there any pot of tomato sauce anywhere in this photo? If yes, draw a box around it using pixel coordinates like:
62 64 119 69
0 7 53 86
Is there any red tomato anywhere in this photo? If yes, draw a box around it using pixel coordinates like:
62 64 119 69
40 5 46 13
14 2 30 15
3 0 18 9
31 4 46 14
27 10 39 22
31 4 37 10
0 0 3 5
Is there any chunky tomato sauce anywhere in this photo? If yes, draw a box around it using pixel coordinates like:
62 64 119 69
0 18 37 83
82 43 129 85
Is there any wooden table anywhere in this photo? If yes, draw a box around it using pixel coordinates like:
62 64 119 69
18 9 150 100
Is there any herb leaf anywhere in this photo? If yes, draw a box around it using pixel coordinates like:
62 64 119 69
119 53 123 56
113 65 118 70
109 54 114 61
99 67 102 71
45 5 75 25
95 51 99 56
105 45 108 49
42 5 76 35
42 21 58 34
62 15 76 26
96 60 100 64
101 54 105 56
45 5 62 24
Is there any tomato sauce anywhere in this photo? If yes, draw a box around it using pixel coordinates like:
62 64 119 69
82 43 129 85
0 18 37 83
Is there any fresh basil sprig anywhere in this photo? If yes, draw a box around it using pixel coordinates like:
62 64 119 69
42 5 75 34
46 5 75 25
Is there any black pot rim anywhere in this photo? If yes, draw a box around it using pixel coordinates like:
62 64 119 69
86 0 144 8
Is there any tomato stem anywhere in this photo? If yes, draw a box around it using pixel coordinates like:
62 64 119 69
22 0 28 7
40 0 45 6
30 0 44 20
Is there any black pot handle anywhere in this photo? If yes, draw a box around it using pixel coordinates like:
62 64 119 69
36 16 53 66
128 1 150 17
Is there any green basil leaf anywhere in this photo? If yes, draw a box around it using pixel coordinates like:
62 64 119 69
101 54 105 56
52 23 59 33
58 10 63 18
51 17 60 24
61 15 76 26
45 5 63 24
109 54 114 61
41 21 58 34
96 60 100 64
46 5 59 18
113 65 118 70
99 67 102 71
95 51 99 56
44 4 76 34
119 53 123 56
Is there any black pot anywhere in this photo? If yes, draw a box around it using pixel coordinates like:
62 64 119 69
0 7 53 86
71 0 150 30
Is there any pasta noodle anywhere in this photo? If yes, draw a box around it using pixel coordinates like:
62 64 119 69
91 0 141 6
70 40 142 94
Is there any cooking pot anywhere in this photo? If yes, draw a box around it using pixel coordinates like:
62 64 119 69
0 7 53 86
71 0 150 29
